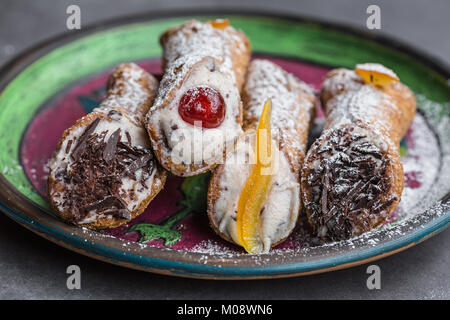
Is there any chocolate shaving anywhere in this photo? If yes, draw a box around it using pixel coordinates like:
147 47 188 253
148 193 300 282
65 140 73 154
102 208 131 220
321 166 329 215
71 118 100 161
125 131 132 145
123 154 151 179
80 195 125 215
103 129 121 163
117 141 137 155
108 110 122 118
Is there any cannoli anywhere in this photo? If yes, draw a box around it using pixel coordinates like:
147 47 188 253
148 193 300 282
208 60 316 253
48 63 167 229
301 63 416 240
146 19 251 177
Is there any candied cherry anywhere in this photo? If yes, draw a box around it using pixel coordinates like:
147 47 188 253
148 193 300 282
178 86 226 128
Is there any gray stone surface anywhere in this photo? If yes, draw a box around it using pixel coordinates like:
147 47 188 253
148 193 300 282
0 0 448 300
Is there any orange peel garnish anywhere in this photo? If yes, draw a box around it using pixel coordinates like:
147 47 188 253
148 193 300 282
355 63 399 87
207 19 230 29
236 99 274 254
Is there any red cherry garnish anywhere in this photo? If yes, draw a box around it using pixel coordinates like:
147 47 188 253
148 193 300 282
178 86 226 128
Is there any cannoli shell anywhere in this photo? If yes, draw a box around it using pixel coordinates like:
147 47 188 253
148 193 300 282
48 64 167 229
301 67 416 238
47 109 167 229
208 59 316 249
146 20 251 176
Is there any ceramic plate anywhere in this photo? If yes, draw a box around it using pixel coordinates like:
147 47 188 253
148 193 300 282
0 11 449 279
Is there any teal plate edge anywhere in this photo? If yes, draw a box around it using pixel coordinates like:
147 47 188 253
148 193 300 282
1 201 449 279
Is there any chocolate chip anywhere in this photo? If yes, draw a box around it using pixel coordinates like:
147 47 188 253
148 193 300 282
108 109 122 118
65 140 73 154
206 58 216 72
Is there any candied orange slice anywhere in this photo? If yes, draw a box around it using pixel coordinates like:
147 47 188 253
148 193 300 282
236 99 274 254
208 19 230 29
355 63 399 87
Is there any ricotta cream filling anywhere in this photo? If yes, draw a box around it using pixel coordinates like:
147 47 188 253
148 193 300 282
48 111 161 222
213 133 300 253
153 60 242 166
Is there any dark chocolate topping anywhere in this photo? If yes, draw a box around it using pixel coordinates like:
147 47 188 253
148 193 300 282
306 127 396 240
57 123 155 223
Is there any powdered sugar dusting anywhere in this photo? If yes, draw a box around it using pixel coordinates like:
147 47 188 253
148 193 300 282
96 63 157 124
398 115 440 216
398 94 450 219
326 83 400 149
244 59 315 156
